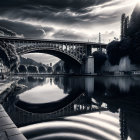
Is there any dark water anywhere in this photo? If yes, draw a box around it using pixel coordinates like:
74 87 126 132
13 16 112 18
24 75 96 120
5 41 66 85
2 76 140 140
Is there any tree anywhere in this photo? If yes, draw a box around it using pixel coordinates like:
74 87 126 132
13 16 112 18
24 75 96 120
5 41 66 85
47 66 53 73
39 66 46 73
55 65 61 73
0 41 19 71
18 65 27 73
27 65 38 73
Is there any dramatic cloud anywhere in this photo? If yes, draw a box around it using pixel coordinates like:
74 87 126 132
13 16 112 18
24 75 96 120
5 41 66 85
0 0 111 12
0 19 54 38
53 29 86 41
0 0 138 64
0 0 136 40
0 0 135 27
0 26 17 36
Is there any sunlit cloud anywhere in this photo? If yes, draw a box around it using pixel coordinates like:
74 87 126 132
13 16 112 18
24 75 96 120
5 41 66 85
0 0 137 63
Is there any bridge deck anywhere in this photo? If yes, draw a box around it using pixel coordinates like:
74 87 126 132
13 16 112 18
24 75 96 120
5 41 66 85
0 36 107 48
0 104 26 140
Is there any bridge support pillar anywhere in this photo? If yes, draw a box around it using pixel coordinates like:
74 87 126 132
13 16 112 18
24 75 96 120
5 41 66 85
82 56 94 75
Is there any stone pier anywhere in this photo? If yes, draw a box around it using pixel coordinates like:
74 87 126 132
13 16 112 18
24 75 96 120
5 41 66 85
84 56 94 74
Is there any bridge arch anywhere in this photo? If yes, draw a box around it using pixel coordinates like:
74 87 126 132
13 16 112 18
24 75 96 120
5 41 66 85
17 47 82 73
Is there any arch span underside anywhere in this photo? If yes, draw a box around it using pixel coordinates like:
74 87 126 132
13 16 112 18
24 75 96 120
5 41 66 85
17 47 83 73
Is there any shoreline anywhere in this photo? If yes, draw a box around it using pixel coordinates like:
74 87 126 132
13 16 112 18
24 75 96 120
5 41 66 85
0 81 16 104
13 73 140 77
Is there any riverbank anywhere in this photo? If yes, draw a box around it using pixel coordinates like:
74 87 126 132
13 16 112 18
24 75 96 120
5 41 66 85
14 73 140 77
0 104 27 140
0 81 16 103
0 80 27 139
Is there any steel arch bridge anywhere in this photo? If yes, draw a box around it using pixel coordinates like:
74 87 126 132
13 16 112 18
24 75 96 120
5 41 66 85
0 37 107 64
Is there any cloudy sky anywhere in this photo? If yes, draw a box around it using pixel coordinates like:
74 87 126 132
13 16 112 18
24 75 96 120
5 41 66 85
0 0 138 65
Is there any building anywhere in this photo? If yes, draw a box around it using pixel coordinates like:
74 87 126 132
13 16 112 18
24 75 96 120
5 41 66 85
131 71 140 75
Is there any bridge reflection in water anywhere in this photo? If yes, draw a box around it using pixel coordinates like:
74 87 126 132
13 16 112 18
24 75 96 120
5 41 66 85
3 93 107 127
2 76 140 140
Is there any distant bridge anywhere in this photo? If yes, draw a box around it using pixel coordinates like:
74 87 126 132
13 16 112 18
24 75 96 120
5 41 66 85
0 37 107 65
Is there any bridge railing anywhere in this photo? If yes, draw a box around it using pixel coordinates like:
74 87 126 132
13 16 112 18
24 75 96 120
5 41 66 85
16 43 85 63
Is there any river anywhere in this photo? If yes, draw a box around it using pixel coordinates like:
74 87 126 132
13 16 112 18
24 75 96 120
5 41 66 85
2 75 140 140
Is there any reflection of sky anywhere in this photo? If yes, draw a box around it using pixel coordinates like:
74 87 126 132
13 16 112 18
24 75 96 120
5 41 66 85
20 111 127 140
18 78 68 104
18 76 140 104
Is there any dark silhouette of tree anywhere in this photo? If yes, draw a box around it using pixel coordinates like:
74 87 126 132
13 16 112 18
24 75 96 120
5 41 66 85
0 46 10 68
106 3 140 67
92 51 107 72
55 65 61 73
47 66 53 73
39 66 46 73
0 41 19 71
27 65 38 73
18 65 27 73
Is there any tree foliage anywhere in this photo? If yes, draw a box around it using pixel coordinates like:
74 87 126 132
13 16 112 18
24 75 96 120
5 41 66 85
0 41 19 71
27 65 38 73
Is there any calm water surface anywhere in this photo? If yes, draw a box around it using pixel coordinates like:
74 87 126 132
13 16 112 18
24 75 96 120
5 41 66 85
2 76 140 140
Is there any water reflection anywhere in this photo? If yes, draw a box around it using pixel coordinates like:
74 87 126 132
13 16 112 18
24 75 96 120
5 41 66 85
20 112 120 140
2 76 140 140
18 78 68 104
